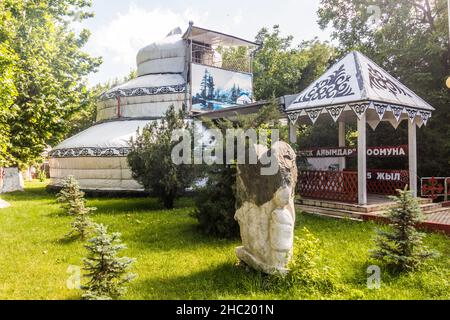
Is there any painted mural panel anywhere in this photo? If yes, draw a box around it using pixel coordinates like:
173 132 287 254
191 63 253 112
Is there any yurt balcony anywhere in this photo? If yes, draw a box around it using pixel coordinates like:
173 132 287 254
191 43 253 74
184 24 259 74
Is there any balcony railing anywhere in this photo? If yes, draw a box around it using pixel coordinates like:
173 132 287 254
191 44 252 74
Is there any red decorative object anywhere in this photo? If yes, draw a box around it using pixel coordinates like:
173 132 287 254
116 96 121 118
298 170 358 203
421 177 446 200
367 169 409 195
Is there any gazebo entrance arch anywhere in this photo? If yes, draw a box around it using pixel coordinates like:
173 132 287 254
285 51 434 205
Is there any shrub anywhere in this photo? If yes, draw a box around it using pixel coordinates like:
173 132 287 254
36 167 46 182
193 99 284 238
265 228 337 294
371 187 437 272
127 106 202 209
82 224 136 300
57 176 96 239
285 228 336 292
193 165 239 238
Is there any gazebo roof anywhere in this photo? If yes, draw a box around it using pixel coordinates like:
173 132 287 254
285 51 434 128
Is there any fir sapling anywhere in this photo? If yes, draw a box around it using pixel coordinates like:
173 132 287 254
371 187 437 272
57 176 96 239
82 223 136 300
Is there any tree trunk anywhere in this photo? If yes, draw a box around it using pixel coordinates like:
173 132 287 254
163 192 175 209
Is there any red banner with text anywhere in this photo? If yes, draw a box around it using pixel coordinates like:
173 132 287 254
299 145 408 158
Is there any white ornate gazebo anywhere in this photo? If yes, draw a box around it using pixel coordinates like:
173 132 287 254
286 51 434 205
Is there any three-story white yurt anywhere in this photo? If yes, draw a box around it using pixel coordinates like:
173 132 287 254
49 23 258 192
49 29 188 192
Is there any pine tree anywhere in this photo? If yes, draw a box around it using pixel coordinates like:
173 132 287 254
230 84 237 103
194 99 284 238
193 164 239 238
207 75 215 100
57 176 96 239
127 106 202 209
82 224 136 300
200 69 209 101
57 176 85 214
371 187 436 272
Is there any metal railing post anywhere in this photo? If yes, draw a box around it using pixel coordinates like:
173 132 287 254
445 178 449 202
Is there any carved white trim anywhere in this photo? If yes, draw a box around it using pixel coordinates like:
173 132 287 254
287 112 302 125
305 108 323 124
405 108 418 124
326 105 346 122
389 105 404 122
373 102 388 120
349 102 370 120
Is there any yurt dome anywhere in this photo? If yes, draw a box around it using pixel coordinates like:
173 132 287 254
97 29 187 123
136 32 186 77
49 29 188 192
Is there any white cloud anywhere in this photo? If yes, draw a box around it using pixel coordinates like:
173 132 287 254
233 10 243 25
86 4 205 80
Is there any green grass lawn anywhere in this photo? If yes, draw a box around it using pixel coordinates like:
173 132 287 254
0 181 448 300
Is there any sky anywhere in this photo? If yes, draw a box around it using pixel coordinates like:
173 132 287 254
78 0 331 86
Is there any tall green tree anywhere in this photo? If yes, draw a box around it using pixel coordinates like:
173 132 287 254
2 0 101 167
218 46 251 73
65 81 110 138
252 26 341 156
0 1 17 167
318 0 450 176
253 25 336 100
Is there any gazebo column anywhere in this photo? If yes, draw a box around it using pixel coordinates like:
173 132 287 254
289 121 297 144
357 114 367 205
338 121 346 170
408 121 417 197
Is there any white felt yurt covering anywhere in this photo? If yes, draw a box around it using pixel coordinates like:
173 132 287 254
49 30 188 192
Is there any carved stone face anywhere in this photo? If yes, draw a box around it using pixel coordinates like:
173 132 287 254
274 187 291 208
236 141 298 208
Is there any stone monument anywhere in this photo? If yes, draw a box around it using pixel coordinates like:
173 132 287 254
1 167 24 193
235 141 298 274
